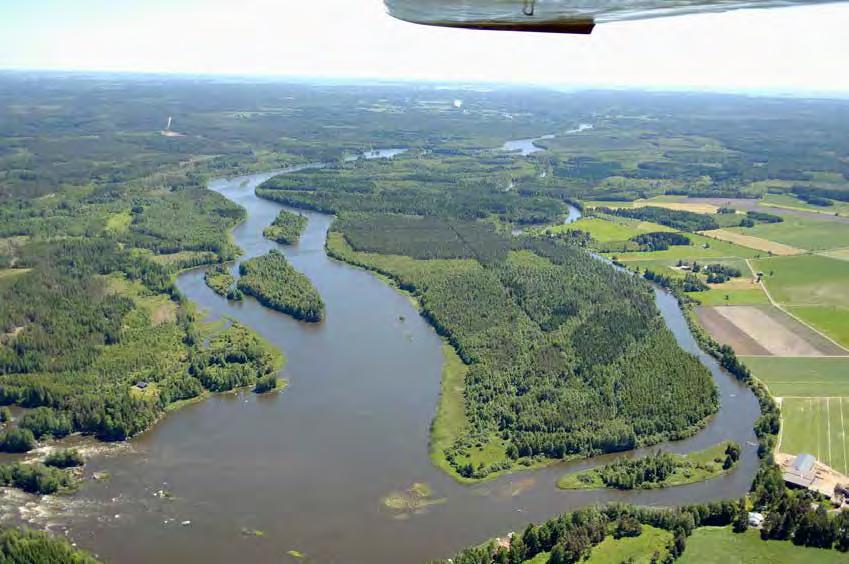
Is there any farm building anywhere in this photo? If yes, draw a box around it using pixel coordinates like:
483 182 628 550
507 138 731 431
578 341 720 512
783 453 817 489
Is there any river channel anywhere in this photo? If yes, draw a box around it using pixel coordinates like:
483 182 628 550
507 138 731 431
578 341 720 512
5 149 760 564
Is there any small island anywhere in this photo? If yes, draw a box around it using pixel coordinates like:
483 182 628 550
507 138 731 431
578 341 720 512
204 265 243 300
263 209 308 245
237 250 324 322
557 441 741 490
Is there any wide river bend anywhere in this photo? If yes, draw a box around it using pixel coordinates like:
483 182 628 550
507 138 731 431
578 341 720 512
4 152 760 563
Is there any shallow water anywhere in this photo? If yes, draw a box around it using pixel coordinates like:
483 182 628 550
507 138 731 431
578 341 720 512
3 150 760 564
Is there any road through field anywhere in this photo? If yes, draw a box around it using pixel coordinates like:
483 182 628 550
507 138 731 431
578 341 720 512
745 259 849 355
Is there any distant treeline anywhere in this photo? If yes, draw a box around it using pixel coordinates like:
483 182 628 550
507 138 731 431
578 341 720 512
792 185 849 204
256 151 571 225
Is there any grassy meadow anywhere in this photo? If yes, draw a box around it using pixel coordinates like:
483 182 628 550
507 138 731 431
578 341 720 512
678 527 849 564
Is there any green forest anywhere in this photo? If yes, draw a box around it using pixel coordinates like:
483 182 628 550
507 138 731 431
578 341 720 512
323 210 716 479
0 527 99 563
237 250 325 322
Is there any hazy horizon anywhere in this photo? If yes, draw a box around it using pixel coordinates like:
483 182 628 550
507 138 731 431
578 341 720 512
1 0 848 95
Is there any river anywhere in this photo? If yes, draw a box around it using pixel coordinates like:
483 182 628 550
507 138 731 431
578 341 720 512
3 149 759 564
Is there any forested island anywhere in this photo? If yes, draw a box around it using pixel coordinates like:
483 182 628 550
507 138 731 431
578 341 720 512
557 441 741 490
237 250 324 322
263 209 307 245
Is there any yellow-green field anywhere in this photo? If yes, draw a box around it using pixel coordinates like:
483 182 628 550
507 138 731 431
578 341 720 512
779 397 849 475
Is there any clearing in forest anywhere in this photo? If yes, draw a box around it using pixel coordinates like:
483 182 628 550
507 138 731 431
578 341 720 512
700 229 803 255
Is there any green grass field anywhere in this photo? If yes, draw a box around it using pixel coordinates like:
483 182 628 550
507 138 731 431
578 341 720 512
754 255 849 307
753 254 849 347
744 357 849 397
780 397 849 475
731 215 849 251
679 527 848 564
786 306 849 349
686 288 770 306
585 525 672 564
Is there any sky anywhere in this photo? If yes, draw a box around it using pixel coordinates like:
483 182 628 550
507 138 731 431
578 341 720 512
0 0 847 94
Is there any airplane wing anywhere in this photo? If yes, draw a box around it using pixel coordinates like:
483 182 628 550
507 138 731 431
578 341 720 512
384 0 840 34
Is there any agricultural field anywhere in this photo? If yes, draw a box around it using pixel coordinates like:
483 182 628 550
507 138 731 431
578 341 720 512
746 357 849 398
679 527 849 564
753 254 849 349
729 215 849 251
631 196 720 215
761 192 849 217
778 397 849 476
696 305 843 357
700 229 803 256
